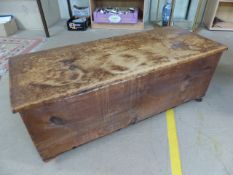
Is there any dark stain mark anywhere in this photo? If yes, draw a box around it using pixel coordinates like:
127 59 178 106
121 54 135 58
47 69 54 74
150 56 169 64
61 58 76 66
111 65 128 72
184 74 191 81
121 54 137 62
60 58 88 73
70 73 79 80
68 64 87 73
97 53 111 62
140 63 147 66
30 82 68 89
171 41 190 50
30 82 54 89
143 51 169 64
69 64 78 71
49 116 65 126
144 51 157 60
102 53 111 58
203 66 212 71
59 81 69 84
93 68 114 80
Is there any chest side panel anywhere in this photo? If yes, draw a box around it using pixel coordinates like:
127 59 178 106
21 53 221 160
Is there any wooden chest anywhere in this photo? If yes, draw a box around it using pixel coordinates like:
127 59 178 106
9 27 227 161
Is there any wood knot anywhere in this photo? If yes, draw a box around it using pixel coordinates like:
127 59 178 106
49 116 65 126
180 75 191 92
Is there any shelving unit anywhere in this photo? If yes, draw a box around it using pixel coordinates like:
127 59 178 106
204 0 233 31
153 0 205 32
89 0 145 30
35 0 73 37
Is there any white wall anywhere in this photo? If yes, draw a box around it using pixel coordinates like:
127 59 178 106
58 0 69 19
0 0 43 30
0 0 61 30
41 0 61 27
188 0 207 22
174 0 189 19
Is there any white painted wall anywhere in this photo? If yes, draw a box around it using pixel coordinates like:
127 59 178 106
58 0 69 19
0 0 43 30
0 0 61 30
58 0 89 19
188 0 207 22
174 0 189 19
41 0 61 27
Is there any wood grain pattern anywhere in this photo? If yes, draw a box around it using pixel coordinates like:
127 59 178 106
9 27 227 160
9 27 226 112
21 53 222 160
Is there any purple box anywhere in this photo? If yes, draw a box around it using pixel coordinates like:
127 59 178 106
93 8 138 24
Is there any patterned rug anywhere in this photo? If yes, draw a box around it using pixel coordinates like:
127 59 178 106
0 37 43 79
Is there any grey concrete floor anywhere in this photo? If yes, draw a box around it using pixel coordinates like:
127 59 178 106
0 21 233 175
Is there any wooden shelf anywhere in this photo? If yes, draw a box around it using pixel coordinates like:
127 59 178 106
89 0 145 30
219 0 233 2
91 20 144 30
212 21 233 31
204 0 233 31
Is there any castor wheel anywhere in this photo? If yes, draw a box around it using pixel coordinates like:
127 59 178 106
195 97 203 102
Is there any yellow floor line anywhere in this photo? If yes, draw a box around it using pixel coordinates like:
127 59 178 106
166 109 183 175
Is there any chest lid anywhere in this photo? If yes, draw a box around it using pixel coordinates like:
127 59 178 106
9 27 227 112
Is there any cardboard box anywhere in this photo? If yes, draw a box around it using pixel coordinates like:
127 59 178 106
67 16 90 31
0 16 18 37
